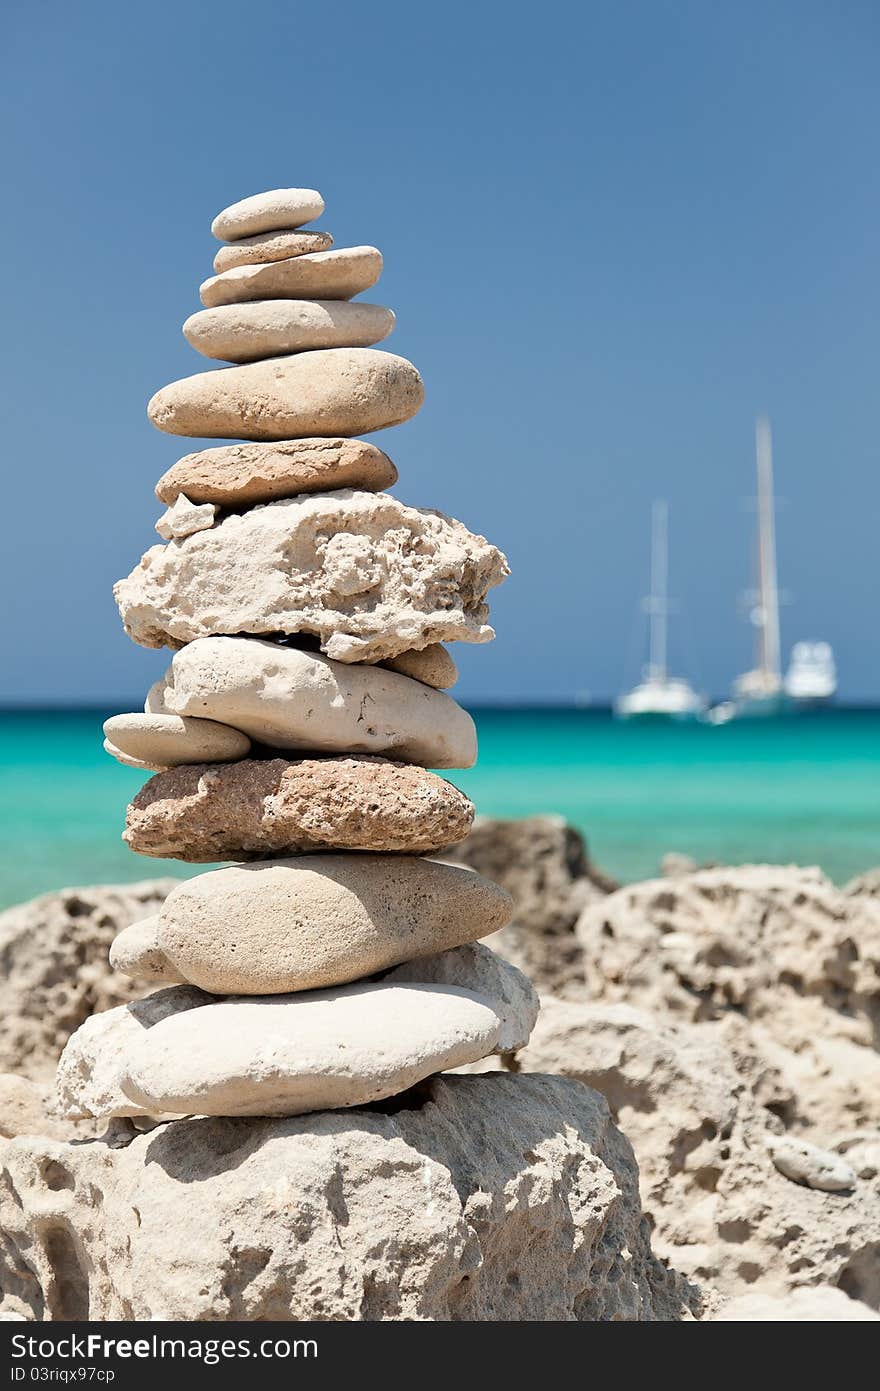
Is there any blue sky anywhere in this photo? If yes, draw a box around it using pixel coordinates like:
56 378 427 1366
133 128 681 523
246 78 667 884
3 0 878 704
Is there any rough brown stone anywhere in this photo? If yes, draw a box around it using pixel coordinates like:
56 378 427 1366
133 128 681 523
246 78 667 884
155 437 397 507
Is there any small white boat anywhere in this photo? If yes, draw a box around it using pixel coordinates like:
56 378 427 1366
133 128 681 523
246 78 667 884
615 501 706 721
785 640 837 706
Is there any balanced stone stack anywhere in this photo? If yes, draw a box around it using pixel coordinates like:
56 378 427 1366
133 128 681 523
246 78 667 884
58 187 539 1121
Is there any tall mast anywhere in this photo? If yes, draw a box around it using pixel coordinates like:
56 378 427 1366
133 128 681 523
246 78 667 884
648 499 668 682
755 416 781 681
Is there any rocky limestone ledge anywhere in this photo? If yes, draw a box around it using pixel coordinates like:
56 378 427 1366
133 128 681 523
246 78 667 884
114 489 509 662
0 1075 703 1321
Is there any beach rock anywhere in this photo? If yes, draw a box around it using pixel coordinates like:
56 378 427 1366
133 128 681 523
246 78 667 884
56 986 211 1119
155 855 513 995
200 246 383 308
115 489 508 662
384 942 538 1053
154 494 218 540
444 815 616 996
0 881 178 1079
382 644 458 689
766 1135 856 1192
575 864 880 1135
145 636 476 767
103 713 250 772
147 348 423 441
0 1075 70 1140
845 866 880 898
155 437 397 508
108 917 185 985
183 299 395 362
213 229 332 273
836 1130 880 1180
0 1074 701 1320
712 1287 880 1321
121 984 504 1117
124 757 474 862
212 187 325 240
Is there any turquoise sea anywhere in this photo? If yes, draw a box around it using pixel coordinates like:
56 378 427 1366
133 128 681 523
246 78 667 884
0 707 877 910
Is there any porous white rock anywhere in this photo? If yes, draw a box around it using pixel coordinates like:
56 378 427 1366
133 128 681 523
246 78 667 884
766 1135 857 1192
213 229 332 273
156 855 514 995
103 713 250 771
56 985 210 1119
211 188 325 240
115 489 509 662
154 494 218 540
183 300 395 362
108 917 185 985
145 636 475 767
383 942 538 1053
713 1288 879 1321
147 348 423 441
200 246 383 308
120 984 504 1117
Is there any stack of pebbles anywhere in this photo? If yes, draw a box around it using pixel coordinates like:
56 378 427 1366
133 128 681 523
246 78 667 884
58 187 538 1121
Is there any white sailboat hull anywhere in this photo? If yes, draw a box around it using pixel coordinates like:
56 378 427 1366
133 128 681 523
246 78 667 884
615 678 706 721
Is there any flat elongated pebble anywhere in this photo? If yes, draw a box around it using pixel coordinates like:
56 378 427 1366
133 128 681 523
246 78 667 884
155 494 218 539
119 983 503 1117
124 756 475 862
109 916 185 984
382 645 458 689
103 713 250 771
56 985 210 1118
183 300 395 363
155 437 397 507
145 636 476 767
147 348 423 441
200 247 382 308
384 943 539 1053
214 229 332 273
212 188 325 240
766 1135 857 1192
114 490 508 662
155 854 514 995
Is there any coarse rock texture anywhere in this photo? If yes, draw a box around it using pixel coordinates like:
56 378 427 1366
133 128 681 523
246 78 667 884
109 917 185 985
712 1287 880 1321
384 943 538 1053
0 1075 71 1141
200 246 383 308
845 867 880 898
103 713 250 772
154 493 218 539
575 864 880 1136
0 881 178 1080
121 984 505 1117
443 815 616 996
0 1074 703 1321
765 1134 856 1192
145 636 476 767
183 300 395 362
124 756 474 862
155 437 397 507
148 348 423 441
155 855 513 996
114 489 508 662
211 188 325 240
56 986 211 1120
501 997 880 1309
382 643 458 689
213 229 333 273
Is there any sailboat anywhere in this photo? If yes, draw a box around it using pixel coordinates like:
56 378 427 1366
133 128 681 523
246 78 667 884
785 641 837 707
615 500 706 720
727 416 786 717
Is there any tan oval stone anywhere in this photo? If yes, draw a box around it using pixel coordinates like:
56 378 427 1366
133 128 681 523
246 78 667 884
104 713 250 771
212 188 325 240
108 917 184 985
155 437 397 507
124 757 475 862
382 645 458 689
145 637 476 768
213 229 333 273
147 348 424 441
200 246 383 308
120 984 502 1117
183 300 395 363
156 854 514 994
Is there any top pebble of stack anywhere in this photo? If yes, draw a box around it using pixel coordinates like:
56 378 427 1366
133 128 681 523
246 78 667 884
211 187 326 240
